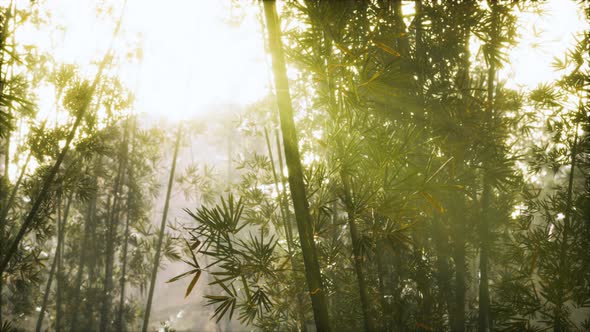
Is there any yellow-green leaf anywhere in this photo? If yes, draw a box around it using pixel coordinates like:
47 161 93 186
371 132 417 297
421 191 445 214
374 41 401 57
185 270 201 298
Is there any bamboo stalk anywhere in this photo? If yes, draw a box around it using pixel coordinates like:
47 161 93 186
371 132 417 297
116 116 136 332
100 119 131 332
262 2 331 330
141 126 182 332
0 1 126 276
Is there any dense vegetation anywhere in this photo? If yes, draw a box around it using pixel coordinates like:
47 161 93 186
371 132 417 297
0 1 588 331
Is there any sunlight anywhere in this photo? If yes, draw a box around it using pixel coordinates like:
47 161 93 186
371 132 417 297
17 0 269 122
500 1 589 89
3 0 274 182
122 0 269 121
11 0 585 127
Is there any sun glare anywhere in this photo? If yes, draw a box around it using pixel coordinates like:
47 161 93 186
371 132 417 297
14 0 586 125
122 0 269 121
18 0 269 123
4 0 587 183
500 1 589 90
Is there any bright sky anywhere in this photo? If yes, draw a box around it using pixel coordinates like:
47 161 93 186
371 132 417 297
4 0 588 183
122 0 269 120
13 0 587 121
500 0 589 89
17 0 270 121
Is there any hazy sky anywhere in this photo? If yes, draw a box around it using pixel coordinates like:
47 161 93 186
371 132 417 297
14 0 588 123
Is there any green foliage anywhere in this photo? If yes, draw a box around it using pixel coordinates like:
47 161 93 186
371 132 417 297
1 1 588 332
171 193 287 328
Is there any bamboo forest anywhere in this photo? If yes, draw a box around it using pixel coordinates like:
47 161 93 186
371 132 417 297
0 0 589 331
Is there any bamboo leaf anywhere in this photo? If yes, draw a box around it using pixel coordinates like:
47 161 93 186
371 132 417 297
166 268 199 283
373 41 401 57
205 295 229 301
425 157 454 184
185 270 202 298
420 191 445 214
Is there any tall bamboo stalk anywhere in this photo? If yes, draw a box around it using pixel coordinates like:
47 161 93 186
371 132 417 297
262 2 331 330
450 17 475 332
69 159 99 332
479 2 498 331
99 119 130 332
0 2 12 186
264 127 293 253
0 10 17 320
554 124 579 331
264 127 308 331
274 128 307 332
274 129 295 246
35 245 58 332
141 126 182 332
315 7 377 327
0 2 125 276
431 214 454 329
116 117 136 332
35 192 72 332
341 173 376 332
83 179 99 332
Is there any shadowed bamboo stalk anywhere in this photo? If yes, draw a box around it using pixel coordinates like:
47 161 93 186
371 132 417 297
479 2 498 331
262 1 331 330
35 192 72 332
0 1 126 277
35 245 58 332
341 173 377 332
0 150 31 225
479 180 492 332
99 118 130 332
554 123 578 331
264 126 308 331
141 126 182 332
116 116 136 332
55 194 72 332
69 159 99 332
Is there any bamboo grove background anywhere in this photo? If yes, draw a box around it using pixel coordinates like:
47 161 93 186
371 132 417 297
0 1 589 331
